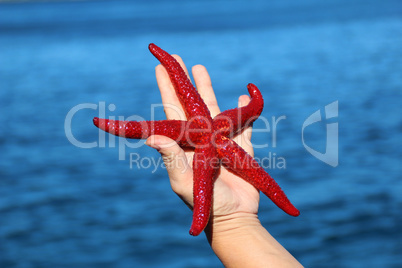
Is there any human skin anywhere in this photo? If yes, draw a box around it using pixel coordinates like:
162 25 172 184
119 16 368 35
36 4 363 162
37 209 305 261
145 55 303 267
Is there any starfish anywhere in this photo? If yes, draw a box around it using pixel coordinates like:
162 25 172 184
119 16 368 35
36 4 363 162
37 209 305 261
93 43 299 236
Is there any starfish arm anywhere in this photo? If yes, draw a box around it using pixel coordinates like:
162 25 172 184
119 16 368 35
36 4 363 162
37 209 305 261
148 43 212 121
92 44 300 237
216 136 300 217
212 83 264 137
189 143 219 236
93 117 193 147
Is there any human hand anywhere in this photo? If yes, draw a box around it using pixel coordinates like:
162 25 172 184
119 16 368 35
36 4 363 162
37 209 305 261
145 53 302 267
145 55 261 232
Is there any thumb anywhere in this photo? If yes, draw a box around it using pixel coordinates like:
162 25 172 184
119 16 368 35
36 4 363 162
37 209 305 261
145 135 193 202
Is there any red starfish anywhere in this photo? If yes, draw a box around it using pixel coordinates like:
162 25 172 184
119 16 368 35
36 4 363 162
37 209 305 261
93 44 299 236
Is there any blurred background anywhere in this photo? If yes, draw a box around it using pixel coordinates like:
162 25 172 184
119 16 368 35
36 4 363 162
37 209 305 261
1 0 401 267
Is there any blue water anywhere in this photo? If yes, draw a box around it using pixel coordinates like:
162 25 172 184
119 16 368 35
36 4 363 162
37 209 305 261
1 0 401 267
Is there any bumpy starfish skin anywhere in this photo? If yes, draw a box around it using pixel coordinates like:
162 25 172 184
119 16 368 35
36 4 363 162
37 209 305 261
93 43 299 236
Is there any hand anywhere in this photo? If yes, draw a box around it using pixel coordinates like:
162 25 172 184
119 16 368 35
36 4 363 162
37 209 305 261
145 54 302 267
145 55 260 227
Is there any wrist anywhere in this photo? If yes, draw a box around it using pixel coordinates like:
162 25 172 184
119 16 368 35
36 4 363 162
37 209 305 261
205 212 261 248
204 212 303 268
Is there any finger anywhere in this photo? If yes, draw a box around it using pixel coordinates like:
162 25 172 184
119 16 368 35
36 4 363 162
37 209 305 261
234 95 254 157
192 65 221 118
238 94 251 108
172 54 191 80
155 55 190 120
145 135 193 203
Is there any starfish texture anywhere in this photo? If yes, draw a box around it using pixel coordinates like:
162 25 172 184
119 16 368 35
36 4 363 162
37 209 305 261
93 44 299 236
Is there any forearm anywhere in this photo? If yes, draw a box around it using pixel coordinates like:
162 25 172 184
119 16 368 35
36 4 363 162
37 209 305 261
205 213 303 268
